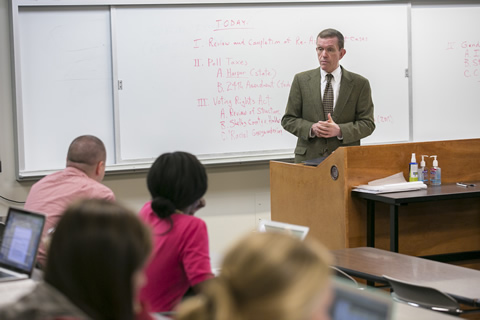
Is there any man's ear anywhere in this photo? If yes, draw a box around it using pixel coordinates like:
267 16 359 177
339 48 346 60
96 160 105 176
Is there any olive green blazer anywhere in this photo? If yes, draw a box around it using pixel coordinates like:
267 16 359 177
281 66 375 163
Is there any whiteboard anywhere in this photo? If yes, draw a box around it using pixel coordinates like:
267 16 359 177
15 6 115 173
411 2 480 142
113 3 409 163
11 1 409 177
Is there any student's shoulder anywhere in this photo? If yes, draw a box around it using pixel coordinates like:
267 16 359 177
30 168 66 186
173 214 207 230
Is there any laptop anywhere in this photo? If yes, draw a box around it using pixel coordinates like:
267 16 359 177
302 156 327 167
0 207 45 282
330 279 393 320
258 219 310 240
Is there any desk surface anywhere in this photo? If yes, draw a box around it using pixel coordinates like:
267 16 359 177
0 268 42 307
332 247 480 306
394 301 459 320
352 182 480 204
0 279 36 307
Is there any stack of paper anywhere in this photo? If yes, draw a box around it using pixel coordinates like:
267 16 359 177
353 172 427 194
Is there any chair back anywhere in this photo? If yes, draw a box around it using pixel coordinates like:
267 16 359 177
154 311 176 319
383 275 462 315
331 266 358 287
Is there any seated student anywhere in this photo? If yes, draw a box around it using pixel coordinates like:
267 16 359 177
139 151 213 312
176 232 333 320
0 199 153 320
24 134 115 269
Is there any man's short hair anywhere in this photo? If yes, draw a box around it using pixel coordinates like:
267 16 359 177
317 28 345 50
67 135 106 166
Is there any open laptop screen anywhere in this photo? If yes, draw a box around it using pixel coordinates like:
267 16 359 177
0 207 45 276
258 219 309 240
330 279 393 320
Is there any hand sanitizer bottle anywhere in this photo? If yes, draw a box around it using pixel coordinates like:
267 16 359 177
409 153 418 182
430 155 441 185
418 155 429 184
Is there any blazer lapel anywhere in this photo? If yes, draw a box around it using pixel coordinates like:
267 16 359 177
307 68 323 120
334 66 353 118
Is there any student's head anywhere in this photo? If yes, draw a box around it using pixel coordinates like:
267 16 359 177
177 232 333 320
147 151 207 219
44 199 152 320
316 28 346 73
66 135 107 182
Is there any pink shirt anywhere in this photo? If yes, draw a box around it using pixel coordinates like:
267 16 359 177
139 201 213 312
24 166 115 267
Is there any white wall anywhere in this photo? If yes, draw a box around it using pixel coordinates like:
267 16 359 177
0 0 271 268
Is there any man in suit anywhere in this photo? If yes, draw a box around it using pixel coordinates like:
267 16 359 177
281 28 375 163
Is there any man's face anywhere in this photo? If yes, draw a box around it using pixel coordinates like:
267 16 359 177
316 36 346 73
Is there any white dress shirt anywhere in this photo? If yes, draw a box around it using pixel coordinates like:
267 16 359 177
320 66 342 111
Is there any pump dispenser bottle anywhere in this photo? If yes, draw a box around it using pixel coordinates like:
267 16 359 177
430 155 441 185
418 155 429 184
409 153 418 182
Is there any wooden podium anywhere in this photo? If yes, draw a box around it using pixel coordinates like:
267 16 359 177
270 139 480 256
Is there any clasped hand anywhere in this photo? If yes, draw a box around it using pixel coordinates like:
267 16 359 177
311 113 341 138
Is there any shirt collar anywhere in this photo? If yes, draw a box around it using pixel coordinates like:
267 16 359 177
320 65 342 83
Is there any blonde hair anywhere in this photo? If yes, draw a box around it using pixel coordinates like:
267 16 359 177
177 232 332 320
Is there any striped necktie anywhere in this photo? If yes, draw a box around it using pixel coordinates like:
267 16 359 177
323 73 334 118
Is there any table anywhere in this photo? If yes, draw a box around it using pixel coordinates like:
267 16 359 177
0 268 42 307
332 247 480 307
352 182 480 253
394 301 460 320
0 279 36 307
332 276 461 320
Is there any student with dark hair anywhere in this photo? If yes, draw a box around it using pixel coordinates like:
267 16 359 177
0 199 153 320
139 151 213 313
